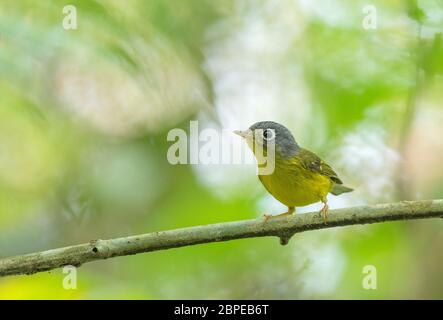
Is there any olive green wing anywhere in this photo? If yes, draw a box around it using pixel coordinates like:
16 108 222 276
298 148 343 184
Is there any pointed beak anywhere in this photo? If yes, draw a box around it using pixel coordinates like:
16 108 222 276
233 129 252 139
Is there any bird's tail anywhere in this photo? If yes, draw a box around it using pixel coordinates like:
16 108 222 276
330 184 354 196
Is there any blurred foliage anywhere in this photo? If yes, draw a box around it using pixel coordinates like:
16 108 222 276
0 0 442 299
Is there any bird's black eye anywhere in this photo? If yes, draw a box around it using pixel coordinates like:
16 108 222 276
262 129 274 140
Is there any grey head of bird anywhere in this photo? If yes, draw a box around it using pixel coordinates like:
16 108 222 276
234 121 300 159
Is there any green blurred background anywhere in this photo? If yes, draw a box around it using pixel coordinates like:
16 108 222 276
0 0 442 299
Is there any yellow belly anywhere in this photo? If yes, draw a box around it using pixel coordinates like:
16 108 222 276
259 158 332 207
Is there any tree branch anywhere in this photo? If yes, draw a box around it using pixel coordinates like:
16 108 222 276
1 199 442 277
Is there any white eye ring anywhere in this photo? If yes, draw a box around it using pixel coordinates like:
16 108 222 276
262 129 275 141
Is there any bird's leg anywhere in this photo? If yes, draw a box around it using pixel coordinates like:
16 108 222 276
319 197 329 223
263 207 295 222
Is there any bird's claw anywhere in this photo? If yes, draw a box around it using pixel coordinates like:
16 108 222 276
319 204 329 223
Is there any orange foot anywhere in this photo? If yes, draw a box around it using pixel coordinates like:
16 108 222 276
263 207 295 222
319 203 329 223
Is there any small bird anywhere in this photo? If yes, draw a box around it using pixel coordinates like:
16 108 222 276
234 121 353 221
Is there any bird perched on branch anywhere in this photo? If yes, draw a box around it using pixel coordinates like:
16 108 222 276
234 121 353 221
